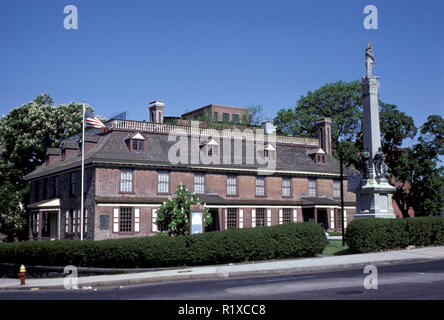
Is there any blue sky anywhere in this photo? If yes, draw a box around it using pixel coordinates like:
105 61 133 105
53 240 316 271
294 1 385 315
1 0 443 132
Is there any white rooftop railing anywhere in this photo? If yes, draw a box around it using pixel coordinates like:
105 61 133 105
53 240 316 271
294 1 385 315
110 120 320 146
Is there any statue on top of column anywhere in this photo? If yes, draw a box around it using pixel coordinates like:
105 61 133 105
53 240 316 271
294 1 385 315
365 39 375 77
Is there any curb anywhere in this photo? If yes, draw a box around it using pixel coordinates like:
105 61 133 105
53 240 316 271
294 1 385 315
0 256 440 291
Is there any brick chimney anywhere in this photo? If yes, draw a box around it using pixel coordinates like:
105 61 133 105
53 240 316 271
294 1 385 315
149 101 165 124
316 118 332 155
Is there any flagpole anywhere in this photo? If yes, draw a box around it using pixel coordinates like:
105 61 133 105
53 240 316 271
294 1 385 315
80 104 85 241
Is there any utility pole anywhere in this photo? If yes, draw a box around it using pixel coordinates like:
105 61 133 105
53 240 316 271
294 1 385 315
339 146 346 247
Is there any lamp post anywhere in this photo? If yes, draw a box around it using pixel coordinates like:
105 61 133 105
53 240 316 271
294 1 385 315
339 144 346 247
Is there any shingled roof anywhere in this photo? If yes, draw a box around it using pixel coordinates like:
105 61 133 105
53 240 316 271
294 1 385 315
25 127 344 180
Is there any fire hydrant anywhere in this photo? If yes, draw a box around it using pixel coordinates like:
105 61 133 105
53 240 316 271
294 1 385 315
18 264 26 285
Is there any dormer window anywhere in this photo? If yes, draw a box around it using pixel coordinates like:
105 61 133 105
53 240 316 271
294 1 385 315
208 144 218 156
316 154 326 164
127 132 146 152
264 144 276 160
200 138 219 157
309 148 327 165
133 139 144 151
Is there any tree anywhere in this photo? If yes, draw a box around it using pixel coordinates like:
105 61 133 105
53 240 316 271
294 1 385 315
0 164 27 240
274 80 363 167
394 115 444 217
242 105 265 126
0 94 85 239
379 102 417 169
275 81 362 140
156 184 212 236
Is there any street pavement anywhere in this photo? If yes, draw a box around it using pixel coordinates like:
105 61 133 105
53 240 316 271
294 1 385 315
1 259 444 299
1 246 444 291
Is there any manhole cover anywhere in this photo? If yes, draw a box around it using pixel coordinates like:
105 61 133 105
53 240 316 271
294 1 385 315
337 290 364 295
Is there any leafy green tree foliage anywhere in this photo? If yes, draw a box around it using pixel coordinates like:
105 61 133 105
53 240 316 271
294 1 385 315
0 165 27 240
0 94 85 239
156 184 212 236
275 81 362 139
0 94 84 179
274 81 363 167
393 116 444 217
243 105 265 126
379 102 417 169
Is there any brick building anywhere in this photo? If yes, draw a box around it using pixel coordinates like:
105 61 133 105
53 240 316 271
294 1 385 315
24 102 356 241
181 104 248 123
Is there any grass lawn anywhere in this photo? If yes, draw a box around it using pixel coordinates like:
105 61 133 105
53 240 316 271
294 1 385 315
327 232 342 236
322 240 349 255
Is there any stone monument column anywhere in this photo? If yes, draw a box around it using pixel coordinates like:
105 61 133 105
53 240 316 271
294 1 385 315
362 76 381 161
355 40 396 219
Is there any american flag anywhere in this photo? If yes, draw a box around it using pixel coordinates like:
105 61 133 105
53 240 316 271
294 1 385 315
85 110 108 132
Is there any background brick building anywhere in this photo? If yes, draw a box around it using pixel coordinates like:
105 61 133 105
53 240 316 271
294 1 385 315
25 101 356 241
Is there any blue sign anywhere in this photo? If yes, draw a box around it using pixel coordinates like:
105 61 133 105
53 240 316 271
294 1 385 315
348 171 362 193
191 211 203 234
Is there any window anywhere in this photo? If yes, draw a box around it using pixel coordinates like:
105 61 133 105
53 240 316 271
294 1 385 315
264 145 276 161
308 178 316 197
54 176 60 197
282 177 291 197
333 180 341 198
208 145 218 156
227 175 237 196
42 178 48 200
158 171 170 193
213 112 219 121
120 168 133 193
70 172 76 196
222 113 229 122
67 209 76 234
119 208 133 232
283 208 292 223
32 212 39 234
256 176 265 196
34 181 40 202
100 215 109 230
227 208 237 229
83 169 88 194
84 209 88 234
256 208 265 227
194 173 205 194
232 114 239 122
316 154 326 164
48 177 55 198
132 140 145 151
42 212 50 237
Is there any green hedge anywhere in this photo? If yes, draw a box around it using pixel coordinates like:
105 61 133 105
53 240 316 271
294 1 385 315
0 222 327 268
345 217 444 253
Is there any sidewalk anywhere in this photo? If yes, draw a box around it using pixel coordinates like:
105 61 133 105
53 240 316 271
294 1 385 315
1 246 444 290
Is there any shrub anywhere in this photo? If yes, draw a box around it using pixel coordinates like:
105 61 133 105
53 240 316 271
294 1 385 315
345 217 444 253
0 222 327 268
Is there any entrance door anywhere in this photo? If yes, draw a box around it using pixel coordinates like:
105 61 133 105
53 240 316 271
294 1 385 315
302 208 315 222
50 212 58 239
317 209 329 231
205 209 220 232
42 211 58 239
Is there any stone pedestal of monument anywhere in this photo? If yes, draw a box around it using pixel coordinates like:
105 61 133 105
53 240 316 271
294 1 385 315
355 42 396 219
355 169 396 219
